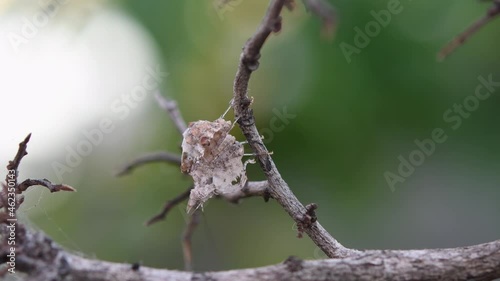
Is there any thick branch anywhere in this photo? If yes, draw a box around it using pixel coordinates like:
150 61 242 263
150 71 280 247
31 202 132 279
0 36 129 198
232 0 355 258
2 2 498 281
3 226 499 281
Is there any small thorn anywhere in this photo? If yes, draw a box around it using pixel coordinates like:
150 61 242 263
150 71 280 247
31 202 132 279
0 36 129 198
60 185 76 192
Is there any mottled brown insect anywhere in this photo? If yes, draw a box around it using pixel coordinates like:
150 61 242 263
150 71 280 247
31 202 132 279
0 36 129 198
181 118 251 213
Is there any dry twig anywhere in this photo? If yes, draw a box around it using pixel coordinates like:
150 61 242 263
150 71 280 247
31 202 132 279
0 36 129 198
145 185 192 226
182 209 201 271
115 152 181 176
439 1 500 60
5 134 31 185
3 1 500 280
2 226 499 281
302 0 337 37
232 0 355 258
17 179 76 193
154 91 187 134
0 135 75 211
122 92 272 270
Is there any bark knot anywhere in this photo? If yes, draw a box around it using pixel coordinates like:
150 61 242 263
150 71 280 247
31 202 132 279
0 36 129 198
297 203 318 238
284 255 304 272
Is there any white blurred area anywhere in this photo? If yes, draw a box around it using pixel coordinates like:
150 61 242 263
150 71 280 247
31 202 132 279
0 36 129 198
0 1 162 182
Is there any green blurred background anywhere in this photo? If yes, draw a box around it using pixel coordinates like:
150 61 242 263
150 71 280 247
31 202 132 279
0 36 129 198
1 0 499 272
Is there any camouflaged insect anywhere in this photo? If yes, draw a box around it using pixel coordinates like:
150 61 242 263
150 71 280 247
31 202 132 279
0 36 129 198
181 118 251 213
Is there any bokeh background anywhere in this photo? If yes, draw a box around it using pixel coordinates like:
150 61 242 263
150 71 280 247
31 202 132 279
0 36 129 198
1 0 499 272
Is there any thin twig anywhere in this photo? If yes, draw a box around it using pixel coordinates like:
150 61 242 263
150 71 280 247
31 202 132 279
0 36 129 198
438 1 500 60
0 179 75 210
284 0 296 11
155 91 188 134
232 0 356 258
2 134 31 213
1 135 74 215
115 152 182 176
302 0 337 37
144 181 269 226
222 180 269 202
145 185 193 226
182 209 201 271
5 133 31 181
17 179 76 193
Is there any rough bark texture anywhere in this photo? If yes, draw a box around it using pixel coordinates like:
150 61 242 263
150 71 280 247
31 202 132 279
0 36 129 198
232 0 356 259
2 226 499 281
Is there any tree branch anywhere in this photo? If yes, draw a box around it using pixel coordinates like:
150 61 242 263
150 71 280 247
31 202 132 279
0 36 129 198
232 0 356 258
182 209 200 271
2 134 31 212
438 1 500 60
144 180 270 226
145 185 192 226
302 0 337 36
16 179 76 194
3 225 499 281
5 133 31 183
0 134 75 211
3 2 500 280
221 180 270 202
115 152 181 177
154 91 187 134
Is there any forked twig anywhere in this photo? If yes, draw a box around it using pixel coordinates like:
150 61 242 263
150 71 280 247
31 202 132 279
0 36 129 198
3 2 500 280
1 134 75 211
122 91 273 270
